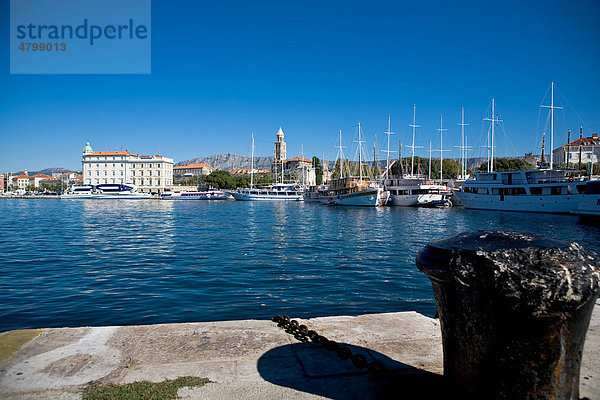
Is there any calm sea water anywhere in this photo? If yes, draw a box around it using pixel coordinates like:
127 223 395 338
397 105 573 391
1 199 599 332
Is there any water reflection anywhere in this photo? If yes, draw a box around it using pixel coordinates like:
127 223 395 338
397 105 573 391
0 199 598 332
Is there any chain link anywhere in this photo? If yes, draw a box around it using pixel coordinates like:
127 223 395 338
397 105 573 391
272 315 391 379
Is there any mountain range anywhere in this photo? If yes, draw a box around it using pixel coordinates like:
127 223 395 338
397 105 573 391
176 153 275 171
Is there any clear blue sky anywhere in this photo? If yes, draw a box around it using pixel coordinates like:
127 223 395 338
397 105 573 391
1 0 599 171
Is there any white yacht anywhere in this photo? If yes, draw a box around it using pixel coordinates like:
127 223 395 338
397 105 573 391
229 133 304 201
61 184 151 199
454 169 587 213
453 82 594 214
160 189 231 200
385 177 451 207
230 184 303 201
59 185 96 199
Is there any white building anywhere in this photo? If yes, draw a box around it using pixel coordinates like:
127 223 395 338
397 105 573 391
81 142 174 193
552 133 600 167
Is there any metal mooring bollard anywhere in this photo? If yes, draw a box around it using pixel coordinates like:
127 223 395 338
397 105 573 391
416 230 600 399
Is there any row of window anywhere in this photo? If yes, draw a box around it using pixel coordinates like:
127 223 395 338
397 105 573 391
87 170 171 176
86 178 172 186
86 162 170 169
464 185 586 195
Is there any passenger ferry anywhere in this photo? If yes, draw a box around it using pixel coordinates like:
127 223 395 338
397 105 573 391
160 190 231 200
229 184 303 201
61 184 151 199
453 169 588 213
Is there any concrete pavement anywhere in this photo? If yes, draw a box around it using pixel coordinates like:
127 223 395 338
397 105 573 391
0 301 598 399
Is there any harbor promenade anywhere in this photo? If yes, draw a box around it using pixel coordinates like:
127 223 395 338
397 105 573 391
0 300 598 399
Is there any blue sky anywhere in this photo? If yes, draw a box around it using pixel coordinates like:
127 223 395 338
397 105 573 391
1 0 599 171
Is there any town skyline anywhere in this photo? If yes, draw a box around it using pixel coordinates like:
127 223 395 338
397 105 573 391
2 1 599 171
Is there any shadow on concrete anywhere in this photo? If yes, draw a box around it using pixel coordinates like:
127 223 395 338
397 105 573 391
257 341 444 400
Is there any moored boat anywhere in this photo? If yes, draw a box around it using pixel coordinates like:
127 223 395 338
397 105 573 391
385 177 450 207
572 180 600 221
318 177 383 206
160 189 231 200
61 183 151 199
454 169 587 213
230 183 303 201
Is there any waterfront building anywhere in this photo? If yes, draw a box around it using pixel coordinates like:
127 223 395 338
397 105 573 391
0 174 4 192
14 175 30 190
552 133 600 167
81 142 174 193
270 127 316 185
30 174 52 188
173 163 215 180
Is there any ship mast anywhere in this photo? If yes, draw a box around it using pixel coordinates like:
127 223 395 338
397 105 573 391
436 114 448 181
385 114 394 178
428 141 432 181
483 99 501 172
250 132 254 188
407 104 422 177
456 107 470 178
336 130 345 179
541 82 562 169
356 123 365 184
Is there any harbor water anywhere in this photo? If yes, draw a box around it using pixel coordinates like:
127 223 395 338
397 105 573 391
1 199 599 332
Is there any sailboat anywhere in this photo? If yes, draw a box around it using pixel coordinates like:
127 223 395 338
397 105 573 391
453 84 589 214
230 133 304 201
319 125 384 206
384 106 450 207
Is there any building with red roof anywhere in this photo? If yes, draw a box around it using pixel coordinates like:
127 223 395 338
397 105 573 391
552 133 600 167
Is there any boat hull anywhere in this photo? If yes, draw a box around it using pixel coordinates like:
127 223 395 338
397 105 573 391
230 192 303 201
319 189 381 207
454 191 583 214
571 194 600 217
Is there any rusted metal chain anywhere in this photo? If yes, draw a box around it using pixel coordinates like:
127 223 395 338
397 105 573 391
272 315 390 379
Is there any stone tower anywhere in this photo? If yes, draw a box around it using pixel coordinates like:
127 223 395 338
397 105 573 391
273 127 287 182
274 127 286 162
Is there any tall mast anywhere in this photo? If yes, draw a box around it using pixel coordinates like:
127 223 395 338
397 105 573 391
250 132 254 188
373 134 378 179
541 82 562 169
483 98 502 172
436 114 448 181
456 107 470 178
356 123 364 184
385 114 392 179
491 99 495 172
336 130 345 178
428 141 432 181
408 104 422 177
301 142 304 185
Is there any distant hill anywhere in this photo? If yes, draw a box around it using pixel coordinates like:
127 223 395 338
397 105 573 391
177 153 275 171
13 167 76 176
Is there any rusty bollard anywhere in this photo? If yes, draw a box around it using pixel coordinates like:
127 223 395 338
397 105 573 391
416 230 600 399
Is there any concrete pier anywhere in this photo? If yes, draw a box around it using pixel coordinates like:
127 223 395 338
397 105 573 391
0 304 598 399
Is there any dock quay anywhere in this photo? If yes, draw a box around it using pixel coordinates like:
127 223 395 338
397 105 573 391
0 302 598 399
